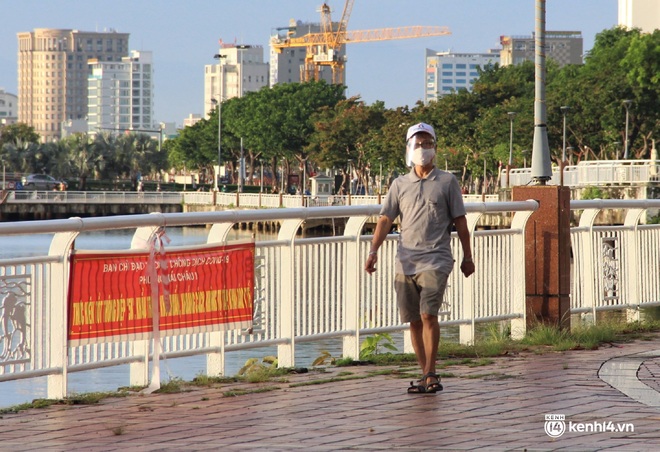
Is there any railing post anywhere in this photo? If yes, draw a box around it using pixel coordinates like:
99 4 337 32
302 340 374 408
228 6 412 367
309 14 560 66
509 208 536 339
277 218 304 368
129 226 161 387
578 208 600 325
205 223 238 376
459 212 481 345
47 230 80 400
624 208 644 323
343 215 370 360
512 186 572 329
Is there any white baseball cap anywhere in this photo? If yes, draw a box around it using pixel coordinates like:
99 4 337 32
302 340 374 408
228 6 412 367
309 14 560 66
406 122 436 141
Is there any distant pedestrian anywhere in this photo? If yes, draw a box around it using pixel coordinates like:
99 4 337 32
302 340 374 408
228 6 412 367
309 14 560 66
365 122 474 394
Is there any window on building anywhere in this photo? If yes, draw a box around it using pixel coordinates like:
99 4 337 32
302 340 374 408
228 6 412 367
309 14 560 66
441 63 453 69
456 64 466 69
456 72 466 76
442 71 452 76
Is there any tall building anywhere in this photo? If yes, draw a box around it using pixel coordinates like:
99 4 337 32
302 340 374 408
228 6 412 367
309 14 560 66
203 43 269 119
619 0 660 33
269 20 344 86
425 50 498 102
0 88 18 127
87 50 155 135
17 28 130 142
499 31 583 67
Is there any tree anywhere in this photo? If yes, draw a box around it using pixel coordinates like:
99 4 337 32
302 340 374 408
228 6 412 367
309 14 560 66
0 123 40 147
226 81 345 191
621 29 660 158
307 96 386 193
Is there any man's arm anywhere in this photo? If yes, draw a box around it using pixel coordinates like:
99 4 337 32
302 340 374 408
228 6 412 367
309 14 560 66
454 215 475 277
364 215 393 274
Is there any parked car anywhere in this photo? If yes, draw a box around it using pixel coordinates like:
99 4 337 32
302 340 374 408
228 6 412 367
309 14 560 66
21 174 68 190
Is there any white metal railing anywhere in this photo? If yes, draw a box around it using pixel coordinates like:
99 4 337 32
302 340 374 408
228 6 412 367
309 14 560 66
4 189 499 208
0 202 537 399
5 190 184 204
569 199 660 322
503 160 660 188
1 199 659 401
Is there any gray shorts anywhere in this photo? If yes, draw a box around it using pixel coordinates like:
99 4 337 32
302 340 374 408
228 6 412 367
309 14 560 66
395 270 449 323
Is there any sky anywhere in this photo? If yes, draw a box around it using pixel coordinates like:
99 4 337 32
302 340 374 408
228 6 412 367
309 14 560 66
1 0 619 127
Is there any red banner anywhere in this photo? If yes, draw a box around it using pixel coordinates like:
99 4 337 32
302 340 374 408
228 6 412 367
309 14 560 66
67 242 255 345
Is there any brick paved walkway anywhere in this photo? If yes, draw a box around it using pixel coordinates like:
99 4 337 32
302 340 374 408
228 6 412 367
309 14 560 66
2 337 660 451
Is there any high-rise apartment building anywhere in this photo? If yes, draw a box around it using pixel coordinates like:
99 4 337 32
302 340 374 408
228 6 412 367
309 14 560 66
619 0 660 33
425 49 499 102
17 28 129 142
0 89 18 127
87 50 154 135
499 31 583 67
203 43 269 119
269 20 344 87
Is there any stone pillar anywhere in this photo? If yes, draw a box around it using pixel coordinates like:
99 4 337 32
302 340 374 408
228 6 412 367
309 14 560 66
512 185 571 328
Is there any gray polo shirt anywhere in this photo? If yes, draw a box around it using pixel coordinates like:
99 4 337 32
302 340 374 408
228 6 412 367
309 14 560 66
380 167 466 276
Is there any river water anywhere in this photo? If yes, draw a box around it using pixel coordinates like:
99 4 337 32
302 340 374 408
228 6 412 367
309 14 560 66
0 226 366 409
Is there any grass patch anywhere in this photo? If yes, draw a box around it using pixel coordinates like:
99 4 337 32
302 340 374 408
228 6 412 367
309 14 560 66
222 386 281 397
155 378 185 394
191 374 238 386
0 390 130 415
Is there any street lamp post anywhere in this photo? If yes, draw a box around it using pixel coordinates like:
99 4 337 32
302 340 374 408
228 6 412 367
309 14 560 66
560 106 571 186
236 45 252 97
346 159 353 205
623 99 633 159
238 137 244 193
212 53 227 191
522 150 529 168
506 111 517 188
378 157 383 195
235 45 251 193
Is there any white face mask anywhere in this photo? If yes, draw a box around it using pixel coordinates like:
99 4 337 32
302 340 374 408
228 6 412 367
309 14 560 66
411 147 436 166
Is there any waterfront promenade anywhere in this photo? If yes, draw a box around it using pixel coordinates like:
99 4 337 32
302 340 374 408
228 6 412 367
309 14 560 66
1 334 660 450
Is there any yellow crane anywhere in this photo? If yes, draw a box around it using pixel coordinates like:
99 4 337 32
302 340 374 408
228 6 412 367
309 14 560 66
271 0 451 84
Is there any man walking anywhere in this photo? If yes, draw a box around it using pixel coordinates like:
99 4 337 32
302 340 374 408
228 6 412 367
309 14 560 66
365 122 474 394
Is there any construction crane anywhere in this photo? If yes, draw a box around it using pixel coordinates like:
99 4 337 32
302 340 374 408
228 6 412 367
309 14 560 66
271 0 451 84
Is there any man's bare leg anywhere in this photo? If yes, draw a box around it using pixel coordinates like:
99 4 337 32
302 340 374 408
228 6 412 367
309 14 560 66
420 313 440 377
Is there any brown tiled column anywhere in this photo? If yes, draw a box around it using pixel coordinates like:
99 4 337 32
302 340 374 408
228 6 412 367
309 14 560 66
512 185 571 328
